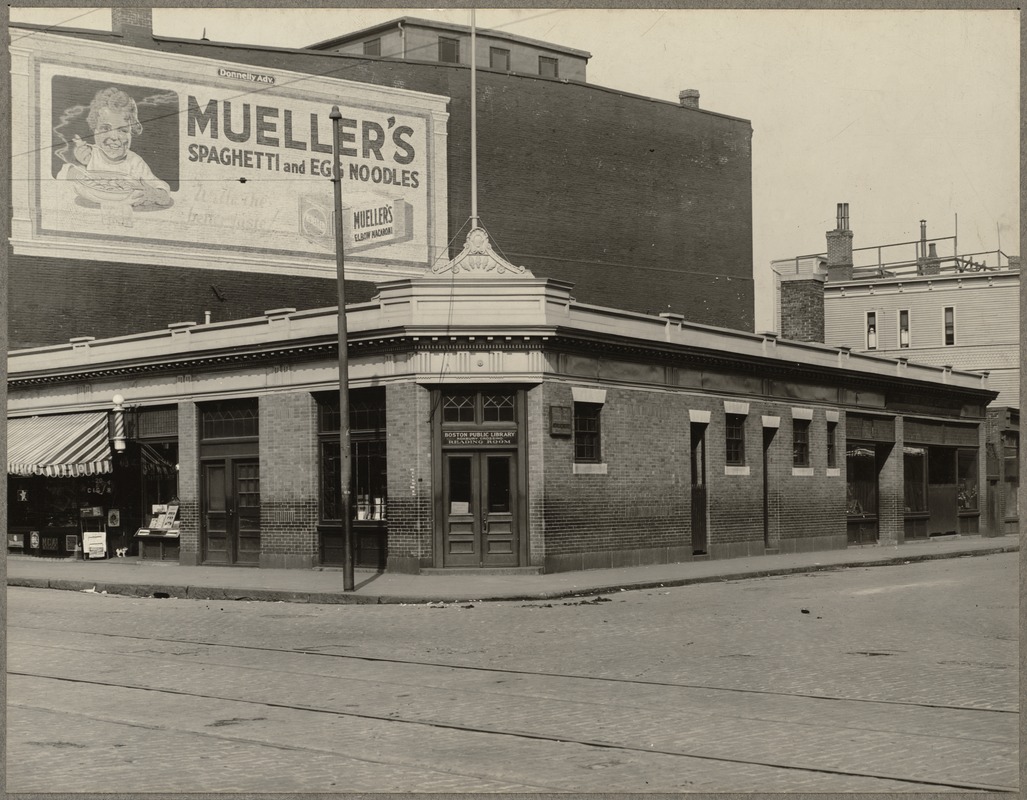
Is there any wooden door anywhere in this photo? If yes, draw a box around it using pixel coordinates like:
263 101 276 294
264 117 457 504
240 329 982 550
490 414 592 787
202 459 260 565
202 461 230 564
442 452 518 567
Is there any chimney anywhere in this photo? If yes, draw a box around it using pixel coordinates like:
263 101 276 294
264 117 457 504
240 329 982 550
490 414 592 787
679 89 700 109
1007 255 1021 271
916 220 943 275
779 273 826 343
825 202 854 282
112 8 153 43
921 242 942 275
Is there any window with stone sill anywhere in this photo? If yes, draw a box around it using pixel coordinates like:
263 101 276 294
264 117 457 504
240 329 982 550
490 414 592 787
792 419 810 467
725 414 746 466
573 402 602 463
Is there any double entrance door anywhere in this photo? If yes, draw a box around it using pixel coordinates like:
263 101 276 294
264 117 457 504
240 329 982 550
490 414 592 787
442 451 518 567
202 458 260 565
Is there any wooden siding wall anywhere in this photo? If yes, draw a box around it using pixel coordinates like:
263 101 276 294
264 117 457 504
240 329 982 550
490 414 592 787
824 276 1018 351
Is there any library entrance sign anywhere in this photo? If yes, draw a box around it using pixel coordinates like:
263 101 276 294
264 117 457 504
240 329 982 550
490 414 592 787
443 431 518 447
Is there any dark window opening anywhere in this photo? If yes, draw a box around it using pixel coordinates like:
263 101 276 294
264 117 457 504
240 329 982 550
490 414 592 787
725 413 746 466
903 446 927 513
483 393 516 422
899 309 910 348
539 56 559 77
200 399 258 440
957 449 978 511
944 307 955 346
866 311 877 350
490 47 510 71
439 36 460 63
317 389 387 524
826 421 838 468
573 403 602 463
442 393 476 423
487 457 511 513
846 445 877 517
363 38 381 56
792 419 810 467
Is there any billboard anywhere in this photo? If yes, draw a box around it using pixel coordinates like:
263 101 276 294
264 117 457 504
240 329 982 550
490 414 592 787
10 33 450 278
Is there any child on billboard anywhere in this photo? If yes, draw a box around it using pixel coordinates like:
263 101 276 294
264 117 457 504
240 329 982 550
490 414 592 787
61 87 172 208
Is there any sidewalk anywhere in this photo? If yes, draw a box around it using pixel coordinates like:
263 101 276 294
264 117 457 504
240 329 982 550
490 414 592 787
6 535 1019 605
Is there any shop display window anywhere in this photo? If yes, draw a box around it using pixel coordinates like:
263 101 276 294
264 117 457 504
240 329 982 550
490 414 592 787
956 449 978 511
140 441 179 514
317 388 388 524
846 446 877 516
903 446 927 513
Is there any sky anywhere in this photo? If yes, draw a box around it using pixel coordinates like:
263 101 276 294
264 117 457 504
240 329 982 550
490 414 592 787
8 6 1021 331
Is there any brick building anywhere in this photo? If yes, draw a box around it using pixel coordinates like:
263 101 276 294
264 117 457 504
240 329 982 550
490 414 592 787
306 16 592 83
7 230 995 569
8 12 753 349
774 204 1019 537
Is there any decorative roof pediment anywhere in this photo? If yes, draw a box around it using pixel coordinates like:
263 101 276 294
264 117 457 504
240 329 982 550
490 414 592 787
428 228 534 278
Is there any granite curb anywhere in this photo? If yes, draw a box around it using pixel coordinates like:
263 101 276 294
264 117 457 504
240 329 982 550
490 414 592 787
7 542 1017 605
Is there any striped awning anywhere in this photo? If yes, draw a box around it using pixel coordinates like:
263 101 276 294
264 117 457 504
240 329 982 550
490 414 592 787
8 413 113 477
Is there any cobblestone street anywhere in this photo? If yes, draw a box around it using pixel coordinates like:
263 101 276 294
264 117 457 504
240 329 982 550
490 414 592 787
7 552 1018 793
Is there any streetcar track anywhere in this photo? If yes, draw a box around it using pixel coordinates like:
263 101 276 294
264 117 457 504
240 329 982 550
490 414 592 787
10 623 1017 715
13 638 1017 747
9 698 565 793
9 669 1014 793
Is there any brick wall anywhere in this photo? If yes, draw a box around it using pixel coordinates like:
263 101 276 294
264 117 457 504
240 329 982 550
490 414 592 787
540 384 690 572
779 276 825 343
176 401 200 565
539 383 847 572
259 392 319 568
9 35 755 348
770 408 847 554
526 385 548 568
385 382 434 572
7 253 377 349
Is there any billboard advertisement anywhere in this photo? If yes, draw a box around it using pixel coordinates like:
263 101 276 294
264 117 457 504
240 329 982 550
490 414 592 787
11 33 450 278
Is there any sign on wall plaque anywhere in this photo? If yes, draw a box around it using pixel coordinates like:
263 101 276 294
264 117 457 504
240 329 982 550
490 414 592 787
443 430 517 447
549 405 572 437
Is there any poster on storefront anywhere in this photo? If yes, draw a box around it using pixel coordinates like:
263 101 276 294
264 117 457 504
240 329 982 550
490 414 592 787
82 529 107 559
10 33 450 279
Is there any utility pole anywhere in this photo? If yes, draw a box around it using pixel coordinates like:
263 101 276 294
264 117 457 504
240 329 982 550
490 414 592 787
330 105 354 592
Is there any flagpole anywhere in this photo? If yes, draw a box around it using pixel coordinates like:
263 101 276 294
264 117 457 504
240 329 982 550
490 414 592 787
470 7 478 228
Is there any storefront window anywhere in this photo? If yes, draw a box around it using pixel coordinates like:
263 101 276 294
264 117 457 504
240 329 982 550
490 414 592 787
318 389 387 524
903 446 927 513
956 449 978 511
140 441 179 514
846 446 877 516
1002 431 1019 519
